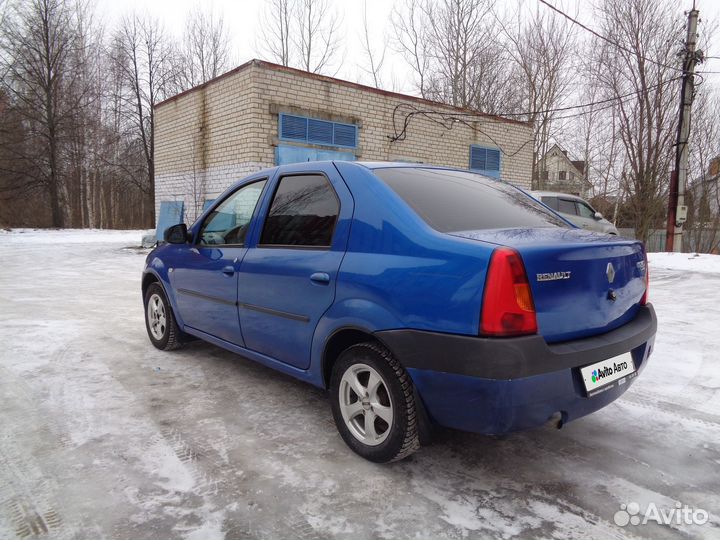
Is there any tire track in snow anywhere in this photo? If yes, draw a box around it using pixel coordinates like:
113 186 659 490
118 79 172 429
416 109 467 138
0 365 80 540
620 393 720 430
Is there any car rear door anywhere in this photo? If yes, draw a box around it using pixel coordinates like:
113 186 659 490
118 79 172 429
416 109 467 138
237 162 353 370
170 178 268 345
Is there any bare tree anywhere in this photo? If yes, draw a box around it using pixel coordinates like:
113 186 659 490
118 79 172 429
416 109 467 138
179 6 231 89
110 14 179 223
256 0 341 74
685 91 720 252
590 0 681 243
391 0 430 98
358 0 387 88
391 0 516 113
257 0 293 67
502 4 576 186
0 0 88 227
295 0 342 74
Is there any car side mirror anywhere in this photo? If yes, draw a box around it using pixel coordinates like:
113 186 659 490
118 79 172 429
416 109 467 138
593 212 603 220
164 223 189 244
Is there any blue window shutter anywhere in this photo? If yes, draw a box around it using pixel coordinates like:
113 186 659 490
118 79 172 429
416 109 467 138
307 118 334 145
280 114 307 140
202 199 215 211
279 113 357 149
486 149 501 172
333 123 357 148
470 146 487 170
470 145 501 178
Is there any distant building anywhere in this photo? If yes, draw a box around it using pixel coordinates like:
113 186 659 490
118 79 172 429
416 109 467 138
536 144 592 198
152 59 534 233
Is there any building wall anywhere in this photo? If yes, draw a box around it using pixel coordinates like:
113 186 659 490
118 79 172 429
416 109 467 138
154 60 533 225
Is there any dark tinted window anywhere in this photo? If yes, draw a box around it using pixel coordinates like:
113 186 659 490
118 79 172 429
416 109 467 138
199 180 266 245
260 174 339 247
557 198 577 215
374 168 569 232
541 196 559 210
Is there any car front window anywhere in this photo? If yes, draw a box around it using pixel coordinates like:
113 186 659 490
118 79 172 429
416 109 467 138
199 180 267 245
577 202 597 219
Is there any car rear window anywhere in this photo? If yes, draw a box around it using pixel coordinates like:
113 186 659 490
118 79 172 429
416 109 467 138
373 168 569 233
541 196 559 210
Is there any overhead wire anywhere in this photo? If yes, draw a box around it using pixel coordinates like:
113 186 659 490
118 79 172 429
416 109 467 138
537 0 685 74
389 0 698 156
389 76 683 154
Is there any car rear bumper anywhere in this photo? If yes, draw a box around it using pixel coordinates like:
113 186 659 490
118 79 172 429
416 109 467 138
376 304 656 434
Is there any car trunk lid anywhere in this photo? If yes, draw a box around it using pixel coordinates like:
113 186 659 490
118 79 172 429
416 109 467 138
451 228 647 343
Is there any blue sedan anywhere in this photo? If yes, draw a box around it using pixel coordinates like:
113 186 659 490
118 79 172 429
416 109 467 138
142 162 655 462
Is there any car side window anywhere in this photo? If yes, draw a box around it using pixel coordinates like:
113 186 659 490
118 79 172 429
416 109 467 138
199 180 267 245
260 174 339 247
576 202 596 218
541 196 559 211
557 198 577 215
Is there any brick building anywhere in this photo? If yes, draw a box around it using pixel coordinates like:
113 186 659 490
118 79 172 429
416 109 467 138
153 59 533 231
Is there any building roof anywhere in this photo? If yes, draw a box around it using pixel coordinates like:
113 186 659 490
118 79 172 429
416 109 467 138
571 160 586 174
154 59 530 127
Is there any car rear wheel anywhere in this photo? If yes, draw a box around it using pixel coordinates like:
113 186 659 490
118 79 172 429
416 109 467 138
144 282 182 351
330 342 420 462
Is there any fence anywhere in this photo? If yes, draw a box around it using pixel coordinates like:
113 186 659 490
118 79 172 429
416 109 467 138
617 228 720 253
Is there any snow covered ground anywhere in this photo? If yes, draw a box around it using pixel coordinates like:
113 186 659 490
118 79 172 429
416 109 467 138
0 229 718 540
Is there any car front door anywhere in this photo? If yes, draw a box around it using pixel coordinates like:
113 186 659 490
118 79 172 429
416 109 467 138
575 200 603 232
237 164 352 370
170 179 268 345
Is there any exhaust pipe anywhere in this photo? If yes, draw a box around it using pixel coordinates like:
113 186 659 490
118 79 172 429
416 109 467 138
545 411 566 430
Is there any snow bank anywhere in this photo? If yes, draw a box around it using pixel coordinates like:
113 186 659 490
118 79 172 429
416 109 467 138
648 252 720 274
0 228 146 246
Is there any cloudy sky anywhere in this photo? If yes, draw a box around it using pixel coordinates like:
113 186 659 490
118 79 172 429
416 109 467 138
94 0 720 95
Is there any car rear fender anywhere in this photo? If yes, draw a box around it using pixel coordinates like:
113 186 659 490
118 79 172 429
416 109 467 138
309 298 404 386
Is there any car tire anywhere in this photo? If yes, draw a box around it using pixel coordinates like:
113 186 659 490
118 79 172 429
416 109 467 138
144 282 183 351
330 342 420 462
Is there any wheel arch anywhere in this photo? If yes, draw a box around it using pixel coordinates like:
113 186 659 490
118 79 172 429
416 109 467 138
141 270 186 329
321 326 391 389
142 271 160 297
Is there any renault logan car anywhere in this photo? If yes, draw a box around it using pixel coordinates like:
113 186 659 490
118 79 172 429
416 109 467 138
142 162 655 463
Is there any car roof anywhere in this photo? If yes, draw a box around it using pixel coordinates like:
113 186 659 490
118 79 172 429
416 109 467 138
249 161 473 177
531 190 586 202
354 161 449 170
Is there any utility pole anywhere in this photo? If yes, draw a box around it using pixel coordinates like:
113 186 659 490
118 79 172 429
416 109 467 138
665 4 702 252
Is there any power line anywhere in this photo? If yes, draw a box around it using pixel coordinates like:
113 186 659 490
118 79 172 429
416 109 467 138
389 76 682 152
537 0 685 74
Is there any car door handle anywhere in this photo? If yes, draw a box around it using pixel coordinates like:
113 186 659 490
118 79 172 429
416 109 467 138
221 266 235 276
310 272 330 284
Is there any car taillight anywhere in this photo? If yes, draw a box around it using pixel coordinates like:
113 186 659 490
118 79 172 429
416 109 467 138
640 253 649 305
481 248 538 337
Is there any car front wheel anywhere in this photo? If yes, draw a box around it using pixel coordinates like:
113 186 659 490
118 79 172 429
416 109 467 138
330 342 420 462
144 282 182 351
